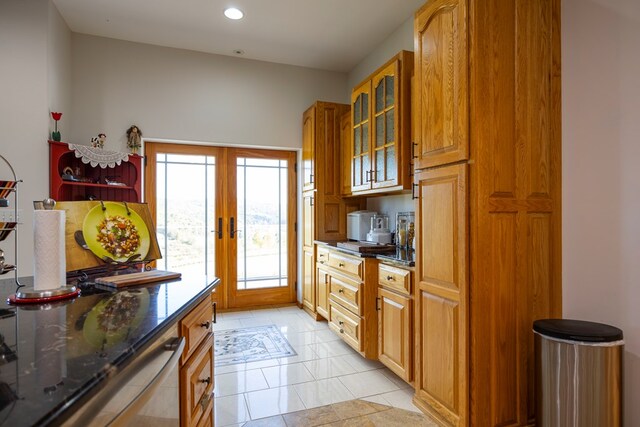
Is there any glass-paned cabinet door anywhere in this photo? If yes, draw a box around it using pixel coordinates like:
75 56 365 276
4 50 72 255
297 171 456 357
372 63 399 188
351 83 372 192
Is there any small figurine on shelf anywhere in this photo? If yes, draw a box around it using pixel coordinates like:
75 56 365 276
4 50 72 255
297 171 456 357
91 133 106 149
51 112 62 141
126 125 142 154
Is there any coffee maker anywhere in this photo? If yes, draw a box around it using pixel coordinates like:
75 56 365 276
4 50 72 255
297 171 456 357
366 214 393 244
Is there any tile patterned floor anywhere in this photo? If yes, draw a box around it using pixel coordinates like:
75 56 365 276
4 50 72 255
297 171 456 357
215 325 297 367
213 305 436 427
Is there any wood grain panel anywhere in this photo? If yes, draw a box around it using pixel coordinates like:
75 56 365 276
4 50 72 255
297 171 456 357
517 0 552 199
322 202 341 234
491 214 518 425
414 0 468 170
469 1 562 424
302 106 315 192
316 266 330 320
378 287 412 382
340 110 352 196
302 192 314 249
422 292 458 412
302 249 315 312
414 163 467 426
419 171 458 290
319 104 338 196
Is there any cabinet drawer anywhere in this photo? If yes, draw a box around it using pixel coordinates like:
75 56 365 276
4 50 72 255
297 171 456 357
180 298 213 363
379 264 411 295
327 253 363 279
329 275 361 316
329 302 362 352
317 246 330 266
180 334 214 427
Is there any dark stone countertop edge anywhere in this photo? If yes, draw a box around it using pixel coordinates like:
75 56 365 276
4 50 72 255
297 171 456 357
44 277 220 427
315 240 415 266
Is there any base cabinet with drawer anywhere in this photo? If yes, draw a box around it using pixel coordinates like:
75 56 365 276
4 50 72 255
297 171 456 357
315 244 379 359
377 263 413 383
179 297 215 427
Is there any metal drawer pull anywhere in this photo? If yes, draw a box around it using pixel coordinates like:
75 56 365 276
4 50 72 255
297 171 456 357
200 376 211 385
200 321 211 329
338 288 344 293
386 275 394 281
339 329 344 334
338 262 345 267
338 320 344 325
319 260 325 264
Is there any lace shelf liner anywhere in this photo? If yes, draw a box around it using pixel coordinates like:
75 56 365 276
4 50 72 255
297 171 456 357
68 144 130 168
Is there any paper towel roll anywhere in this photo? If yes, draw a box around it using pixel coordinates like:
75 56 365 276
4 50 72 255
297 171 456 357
33 210 66 291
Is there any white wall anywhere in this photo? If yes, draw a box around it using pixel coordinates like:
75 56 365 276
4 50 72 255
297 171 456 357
48 1 72 135
70 34 349 152
562 0 640 422
347 16 414 91
0 0 71 275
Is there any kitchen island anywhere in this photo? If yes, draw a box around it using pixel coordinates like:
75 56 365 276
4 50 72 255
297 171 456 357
0 273 219 426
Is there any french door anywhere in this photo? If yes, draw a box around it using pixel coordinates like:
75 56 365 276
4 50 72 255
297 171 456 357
145 143 297 309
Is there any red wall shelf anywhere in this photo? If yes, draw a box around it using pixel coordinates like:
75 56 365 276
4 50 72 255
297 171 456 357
49 141 142 202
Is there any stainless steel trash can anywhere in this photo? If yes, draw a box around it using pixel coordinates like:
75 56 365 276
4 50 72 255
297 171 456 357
534 319 624 427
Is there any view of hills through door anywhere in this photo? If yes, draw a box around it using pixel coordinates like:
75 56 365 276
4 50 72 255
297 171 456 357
145 142 297 309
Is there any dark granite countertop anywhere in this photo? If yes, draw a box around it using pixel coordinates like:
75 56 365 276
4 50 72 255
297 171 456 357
315 240 415 267
0 272 219 426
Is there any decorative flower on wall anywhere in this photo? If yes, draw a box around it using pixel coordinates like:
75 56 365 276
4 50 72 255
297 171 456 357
51 112 62 141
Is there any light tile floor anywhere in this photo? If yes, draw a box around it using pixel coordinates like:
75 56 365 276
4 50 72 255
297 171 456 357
213 305 423 427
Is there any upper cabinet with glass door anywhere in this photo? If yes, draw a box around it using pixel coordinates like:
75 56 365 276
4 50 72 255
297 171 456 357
350 51 413 195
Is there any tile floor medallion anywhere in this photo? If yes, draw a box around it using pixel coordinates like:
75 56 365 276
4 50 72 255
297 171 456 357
215 324 297 367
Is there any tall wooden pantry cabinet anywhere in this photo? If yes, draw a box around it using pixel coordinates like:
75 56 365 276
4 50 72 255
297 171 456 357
301 101 364 317
412 0 561 426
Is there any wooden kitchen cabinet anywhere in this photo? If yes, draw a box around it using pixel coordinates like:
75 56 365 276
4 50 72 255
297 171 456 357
318 245 379 358
301 101 365 319
413 0 468 170
316 265 330 320
179 296 214 427
340 110 352 196
377 285 412 383
350 51 413 195
412 0 562 425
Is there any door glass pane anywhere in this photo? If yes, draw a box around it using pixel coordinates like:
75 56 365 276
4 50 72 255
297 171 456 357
385 76 395 107
376 150 385 182
387 146 396 181
354 158 361 186
354 97 361 124
386 110 394 144
375 81 384 113
236 157 288 290
376 115 384 148
362 123 369 152
354 127 361 156
156 154 216 281
363 154 370 181
362 93 369 121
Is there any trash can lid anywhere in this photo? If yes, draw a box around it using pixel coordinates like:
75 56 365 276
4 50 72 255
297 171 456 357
533 319 623 343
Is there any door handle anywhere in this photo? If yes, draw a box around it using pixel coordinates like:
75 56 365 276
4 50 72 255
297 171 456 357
211 217 223 239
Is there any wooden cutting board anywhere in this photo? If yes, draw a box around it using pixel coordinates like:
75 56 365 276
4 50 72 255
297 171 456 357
95 270 182 288
336 241 396 253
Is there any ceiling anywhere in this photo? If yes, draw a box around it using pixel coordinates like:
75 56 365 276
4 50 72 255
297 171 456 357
52 0 425 73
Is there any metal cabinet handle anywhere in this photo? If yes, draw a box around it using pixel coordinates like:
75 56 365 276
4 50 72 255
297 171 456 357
212 302 217 324
310 174 314 184
376 297 381 311
339 328 344 334
200 321 210 329
412 183 419 200
200 376 211 385
338 320 344 326
386 275 394 281
338 289 344 293
339 262 345 267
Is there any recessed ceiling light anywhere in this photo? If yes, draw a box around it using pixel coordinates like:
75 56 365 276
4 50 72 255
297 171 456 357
224 7 244 20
